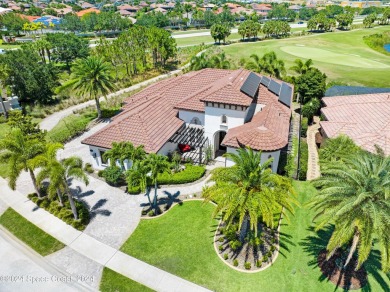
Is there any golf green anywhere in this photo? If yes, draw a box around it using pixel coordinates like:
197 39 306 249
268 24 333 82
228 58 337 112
280 45 389 68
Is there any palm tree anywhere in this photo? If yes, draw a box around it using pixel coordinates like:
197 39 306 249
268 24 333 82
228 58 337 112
0 128 45 197
210 52 231 69
245 52 286 79
311 151 390 272
103 142 146 169
319 135 361 163
145 153 170 214
290 58 314 75
35 143 66 206
63 157 89 219
126 160 150 197
203 147 297 239
66 56 116 119
189 53 210 71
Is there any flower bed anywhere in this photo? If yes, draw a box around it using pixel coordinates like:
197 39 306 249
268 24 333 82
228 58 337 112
27 193 90 231
215 222 279 271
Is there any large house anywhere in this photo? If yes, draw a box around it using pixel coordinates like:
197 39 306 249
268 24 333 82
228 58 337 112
82 69 293 172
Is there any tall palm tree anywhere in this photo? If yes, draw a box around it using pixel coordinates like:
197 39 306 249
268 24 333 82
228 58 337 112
66 56 116 119
245 52 286 79
35 143 66 206
145 153 170 214
290 58 314 75
0 128 45 197
126 160 150 197
203 147 297 239
311 151 390 272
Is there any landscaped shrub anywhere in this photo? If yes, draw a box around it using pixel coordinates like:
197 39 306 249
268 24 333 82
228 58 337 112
127 185 141 194
267 251 272 257
97 170 104 177
233 259 239 267
84 163 94 173
224 253 229 260
256 260 262 267
218 237 224 242
27 193 89 231
157 164 205 185
270 245 276 252
262 255 269 262
219 245 224 251
229 240 242 251
103 166 124 186
244 262 251 270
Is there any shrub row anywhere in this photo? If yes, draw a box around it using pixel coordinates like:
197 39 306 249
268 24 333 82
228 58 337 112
157 164 206 185
27 193 89 231
298 140 309 180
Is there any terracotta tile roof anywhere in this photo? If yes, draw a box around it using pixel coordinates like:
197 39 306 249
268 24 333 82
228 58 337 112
82 69 292 153
222 99 291 151
76 8 100 17
320 93 390 155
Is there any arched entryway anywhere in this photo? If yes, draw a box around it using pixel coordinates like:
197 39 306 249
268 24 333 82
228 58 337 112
214 130 227 157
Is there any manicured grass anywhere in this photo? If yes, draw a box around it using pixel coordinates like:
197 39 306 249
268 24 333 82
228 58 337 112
0 208 65 256
46 111 96 144
121 181 390 291
100 268 154 292
222 27 390 87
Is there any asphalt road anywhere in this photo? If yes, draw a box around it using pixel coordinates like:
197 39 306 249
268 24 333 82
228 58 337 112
0 228 95 292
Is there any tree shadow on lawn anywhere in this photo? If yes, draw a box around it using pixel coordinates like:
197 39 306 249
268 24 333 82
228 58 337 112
300 225 389 292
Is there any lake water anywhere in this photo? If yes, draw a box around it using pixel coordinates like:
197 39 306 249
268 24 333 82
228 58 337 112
385 44 390 52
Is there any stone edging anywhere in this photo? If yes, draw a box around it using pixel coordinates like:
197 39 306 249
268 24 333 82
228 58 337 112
212 209 284 273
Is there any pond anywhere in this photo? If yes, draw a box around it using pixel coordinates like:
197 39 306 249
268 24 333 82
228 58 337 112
385 44 390 53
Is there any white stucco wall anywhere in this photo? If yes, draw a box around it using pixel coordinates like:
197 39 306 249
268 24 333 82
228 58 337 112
158 141 178 156
178 110 205 126
226 147 281 173
204 105 247 149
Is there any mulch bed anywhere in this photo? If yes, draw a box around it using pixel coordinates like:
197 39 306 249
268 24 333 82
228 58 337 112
318 249 367 290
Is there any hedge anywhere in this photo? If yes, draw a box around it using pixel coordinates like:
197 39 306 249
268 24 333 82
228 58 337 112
298 140 309 180
157 164 206 185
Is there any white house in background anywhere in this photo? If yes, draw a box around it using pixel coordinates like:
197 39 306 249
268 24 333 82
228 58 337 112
0 96 21 114
82 68 293 172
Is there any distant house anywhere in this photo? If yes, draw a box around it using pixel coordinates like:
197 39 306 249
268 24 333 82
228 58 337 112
76 7 100 17
0 96 21 114
288 5 303 12
320 92 390 155
82 69 293 172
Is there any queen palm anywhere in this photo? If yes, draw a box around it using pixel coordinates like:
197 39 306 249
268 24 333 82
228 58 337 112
35 143 66 206
245 52 286 79
67 56 116 119
104 142 146 169
203 147 297 238
210 52 231 69
311 151 390 272
146 153 170 214
0 128 45 197
290 58 314 75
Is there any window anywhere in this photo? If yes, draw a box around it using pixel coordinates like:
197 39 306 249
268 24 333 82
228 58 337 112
191 117 201 125
100 150 108 165
221 115 227 124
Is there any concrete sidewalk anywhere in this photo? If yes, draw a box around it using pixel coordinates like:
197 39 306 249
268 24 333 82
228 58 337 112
0 178 210 292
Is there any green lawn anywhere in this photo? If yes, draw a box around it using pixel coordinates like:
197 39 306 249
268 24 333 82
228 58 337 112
222 27 390 87
0 208 65 256
100 268 154 292
120 181 390 291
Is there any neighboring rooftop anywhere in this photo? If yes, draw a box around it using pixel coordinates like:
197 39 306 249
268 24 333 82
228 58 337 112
82 69 292 153
321 93 390 155
325 85 390 97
